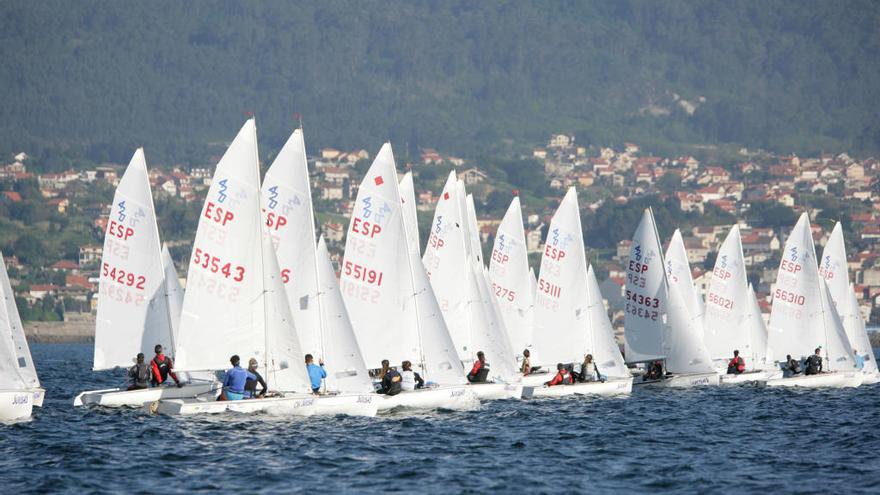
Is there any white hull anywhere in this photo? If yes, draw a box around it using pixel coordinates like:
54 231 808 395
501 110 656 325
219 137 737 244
0 390 34 421
469 382 523 400
32 388 45 407
636 372 720 388
152 392 377 417
719 369 783 385
522 377 633 398
376 386 479 413
521 372 552 387
74 381 220 408
860 371 880 385
758 371 862 388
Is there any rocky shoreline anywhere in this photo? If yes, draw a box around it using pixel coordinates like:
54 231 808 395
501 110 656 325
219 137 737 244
25 315 95 343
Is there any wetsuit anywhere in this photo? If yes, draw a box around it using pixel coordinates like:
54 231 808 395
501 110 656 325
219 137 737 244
467 360 490 383
785 358 801 376
727 356 746 374
127 362 150 390
244 369 267 398
804 355 823 375
223 365 256 400
381 369 402 396
151 354 180 386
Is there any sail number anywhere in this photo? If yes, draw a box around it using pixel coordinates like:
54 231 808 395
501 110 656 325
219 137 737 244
538 278 561 298
707 292 733 309
625 302 659 321
102 263 146 290
490 249 509 265
625 289 659 308
343 261 383 286
544 245 566 262
774 288 805 305
107 219 135 241
351 217 382 238
193 248 245 281
712 267 733 280
204 201 235 226
492 283 516 302
779 260 802 274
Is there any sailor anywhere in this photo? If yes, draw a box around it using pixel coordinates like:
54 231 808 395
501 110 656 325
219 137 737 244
546 363 573 386
305 354 326 394
804 348 823 375
578 354 600 382
520 349 531 376
853 349 865 371
727 350 746 375
150 344 181 388
127 353 150 390
379 361 402 396
400 360 424 391
467 351 490 383
221 355 255 401
643 361 663 381
244 357 268 398
784 354 801 377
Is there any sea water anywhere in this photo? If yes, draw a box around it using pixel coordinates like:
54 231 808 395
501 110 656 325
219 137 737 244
1 344 878 493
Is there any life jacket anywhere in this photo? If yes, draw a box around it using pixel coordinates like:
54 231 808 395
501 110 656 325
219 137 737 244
131 363 150 386
152 355 172 383
400 370 417 391
729 356 745 372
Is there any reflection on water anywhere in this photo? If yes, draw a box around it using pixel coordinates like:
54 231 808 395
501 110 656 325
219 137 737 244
1 344 878 493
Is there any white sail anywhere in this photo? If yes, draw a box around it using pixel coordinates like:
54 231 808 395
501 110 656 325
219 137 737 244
488 196 534 355
847 285 877 373
465 193 484 266
532 188 590 365
399 171 420 256
467 262 520 382
703 226 750 360
530 267 537 303
341 143 420 368
586 265 629 378
818 279 856 372
422 172 472 358
315 237 373 393
665 282 716 374
768 213 824 361
624 209 667 362
0 251 36 390
175 119 267 372
160 245 184 352
745 284 770 369
94 149 171 369
261 128 323 358
819 223 876 372
665 229 704 319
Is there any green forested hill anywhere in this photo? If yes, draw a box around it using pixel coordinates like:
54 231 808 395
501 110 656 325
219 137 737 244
1 0 878 168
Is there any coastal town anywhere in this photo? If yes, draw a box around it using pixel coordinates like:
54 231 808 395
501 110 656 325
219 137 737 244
2 133 880 338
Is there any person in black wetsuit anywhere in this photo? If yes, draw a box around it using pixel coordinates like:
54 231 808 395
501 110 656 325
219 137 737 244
127 353 150 390
784 354 801 377
804 348 823 375
379 360 402 396
244 357 268 398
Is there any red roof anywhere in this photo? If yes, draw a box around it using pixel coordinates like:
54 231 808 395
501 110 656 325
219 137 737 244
51 260 79 270
2 191 22 202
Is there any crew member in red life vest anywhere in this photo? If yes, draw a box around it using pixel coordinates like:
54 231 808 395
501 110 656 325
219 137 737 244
151 344 182 387
727 350 746 375
545 363 573 386
467 351 490 383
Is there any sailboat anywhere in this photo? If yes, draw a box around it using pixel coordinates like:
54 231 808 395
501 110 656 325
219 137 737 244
702 226 780 384
422 173 521 399
524 188 633 396
819 222 879 384
624 209 719 387
259 127 377 414
74 149 217 408
342 144 477 411
154 120 375 416
0 249 41 421
399 171 421 257
488 196 534 366
760 213 861 388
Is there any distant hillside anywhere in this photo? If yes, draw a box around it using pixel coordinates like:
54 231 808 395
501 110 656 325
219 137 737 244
1 0 878 168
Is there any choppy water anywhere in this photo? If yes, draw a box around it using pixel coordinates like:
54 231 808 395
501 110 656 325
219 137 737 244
2 344 879 493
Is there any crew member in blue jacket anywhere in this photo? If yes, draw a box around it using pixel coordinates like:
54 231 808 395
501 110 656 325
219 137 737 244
305 354 326 394
222 355 255 401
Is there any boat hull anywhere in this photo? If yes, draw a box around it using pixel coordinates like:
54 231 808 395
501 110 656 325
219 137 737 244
74 381 220 407
469 382 523 400
522 377 633 398
0 390 34 421
860 371 880 385
312 393 378 417
720 369 783 385
758 371 862 388
636 372 720 388
152 392 378 417
376 386 479 412
32 388 45 407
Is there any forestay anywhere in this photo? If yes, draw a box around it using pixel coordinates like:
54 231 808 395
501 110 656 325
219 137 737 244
341 143 420 368
261 129 323 358
533 188 590 366
94 149 172 369
399 171 420 256
488 196 534 355
703 226 750 360
315 237 373 393
0 252 36 391
768 213 824 361
586 265 629 378
624 209 667 363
